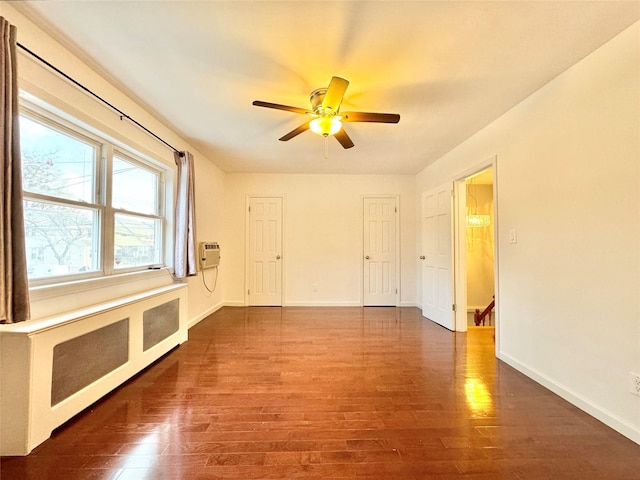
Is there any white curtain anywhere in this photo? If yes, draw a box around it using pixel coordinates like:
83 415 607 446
173 151 197 278
0 17 30 323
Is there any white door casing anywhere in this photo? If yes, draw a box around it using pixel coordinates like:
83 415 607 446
363 196 398 306
247 196 282 306
421 184 454 330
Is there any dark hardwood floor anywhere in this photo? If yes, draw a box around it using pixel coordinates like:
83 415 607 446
2 307 639 479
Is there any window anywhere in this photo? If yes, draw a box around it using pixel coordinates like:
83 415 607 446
112 155 163 269
20 108 168 283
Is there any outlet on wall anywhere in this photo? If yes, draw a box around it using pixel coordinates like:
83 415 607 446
631 372 640 397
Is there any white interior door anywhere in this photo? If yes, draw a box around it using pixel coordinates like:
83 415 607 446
248 197 282 306
421 184 454 330
363 197 398 306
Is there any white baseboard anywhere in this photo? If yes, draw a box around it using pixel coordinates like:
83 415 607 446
498 351 640 445
283 301 419 308
223 300 246 307
187 301 224 329
198 301 419 309
400 301 418 308
283 300 362 307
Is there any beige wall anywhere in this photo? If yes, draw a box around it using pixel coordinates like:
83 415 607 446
223 174 417 306
416 22 640 442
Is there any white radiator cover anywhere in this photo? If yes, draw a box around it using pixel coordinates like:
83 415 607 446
0 284 188 456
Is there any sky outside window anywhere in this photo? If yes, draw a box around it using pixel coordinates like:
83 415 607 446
20 115 96 203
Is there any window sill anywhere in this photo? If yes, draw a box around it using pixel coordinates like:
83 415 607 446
28 267 179 302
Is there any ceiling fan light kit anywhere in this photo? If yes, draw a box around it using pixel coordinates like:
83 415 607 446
309 116 342 136
252 76 400 149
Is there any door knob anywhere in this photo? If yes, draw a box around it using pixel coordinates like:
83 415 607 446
365 256 370 260
420 255 426 260
276 255 281 259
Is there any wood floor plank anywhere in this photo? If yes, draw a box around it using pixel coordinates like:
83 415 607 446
1 306 638 479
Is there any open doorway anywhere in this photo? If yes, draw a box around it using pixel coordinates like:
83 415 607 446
464 168 495 328
452 161 497 339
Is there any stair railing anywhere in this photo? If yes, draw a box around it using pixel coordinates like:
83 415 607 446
474 295 495 326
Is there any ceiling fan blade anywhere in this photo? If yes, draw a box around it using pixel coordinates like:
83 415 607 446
341 112 400 123
334 128 355 149
253 100 310 115
322 76 349 112
279 122 311 141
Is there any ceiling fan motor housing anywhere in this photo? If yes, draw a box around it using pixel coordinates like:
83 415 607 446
310 88 328 113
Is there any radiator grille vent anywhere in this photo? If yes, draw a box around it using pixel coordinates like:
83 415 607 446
51 319 129 406
143 298 179 351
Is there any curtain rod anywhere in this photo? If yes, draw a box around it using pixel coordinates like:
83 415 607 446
16 42 184 157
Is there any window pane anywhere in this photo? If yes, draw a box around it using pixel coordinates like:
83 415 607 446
114 213 161 268
20 115 96 203
24 200 99 278
112 157 158 215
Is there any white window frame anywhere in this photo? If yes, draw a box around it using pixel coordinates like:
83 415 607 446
20 99 172 289
109 149 166 274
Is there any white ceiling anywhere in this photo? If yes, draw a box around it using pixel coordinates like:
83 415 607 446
12 1 640 175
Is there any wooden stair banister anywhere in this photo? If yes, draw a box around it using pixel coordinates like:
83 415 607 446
474 295 495 326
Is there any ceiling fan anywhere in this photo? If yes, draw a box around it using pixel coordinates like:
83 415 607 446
252 76 400 149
